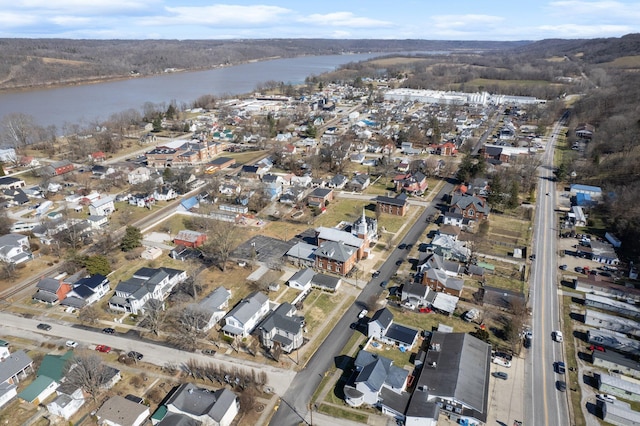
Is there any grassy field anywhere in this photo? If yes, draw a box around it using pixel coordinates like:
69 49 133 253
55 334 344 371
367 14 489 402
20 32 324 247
314 198 371 227
366 342 413 369
462 78 555 88
317 405 369 423
368 56 431 67
602 55 640 69
221 149 269 165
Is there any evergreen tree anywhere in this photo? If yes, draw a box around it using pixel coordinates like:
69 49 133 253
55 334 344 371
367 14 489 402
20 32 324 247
84 255 111 276
120 226 142 252
507 180 520 209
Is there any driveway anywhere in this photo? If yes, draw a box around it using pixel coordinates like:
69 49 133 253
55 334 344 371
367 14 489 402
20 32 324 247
487 355 525 426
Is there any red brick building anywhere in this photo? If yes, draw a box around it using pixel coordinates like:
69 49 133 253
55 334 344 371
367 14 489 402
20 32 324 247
174 230 207 248
376 194 408 216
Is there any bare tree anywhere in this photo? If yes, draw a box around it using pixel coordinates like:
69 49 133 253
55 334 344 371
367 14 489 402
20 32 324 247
140 299 166 336
64 351 113 402
0 260 17 280
167 305 209 352
0 113 38 148
78 305 100 324
201 219 241 271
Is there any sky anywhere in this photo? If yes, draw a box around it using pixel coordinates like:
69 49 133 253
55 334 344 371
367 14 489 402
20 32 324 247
0 0 639 41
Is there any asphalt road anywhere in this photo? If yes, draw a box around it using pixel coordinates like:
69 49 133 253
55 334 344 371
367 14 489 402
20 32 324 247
525 120 570 425
269 179 456 426
0 312 297 395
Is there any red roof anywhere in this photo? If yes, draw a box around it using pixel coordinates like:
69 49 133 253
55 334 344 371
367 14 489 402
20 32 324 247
92 151 106 158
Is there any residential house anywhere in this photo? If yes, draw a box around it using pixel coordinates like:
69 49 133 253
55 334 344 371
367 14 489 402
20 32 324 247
279 186 307 205
348 174 370 192
311 273 342 292
87 215 108 230
95 395 150 426
367 308 419 350
0 341 9 362
257 302 305 353
174 230 207 248
160 383 239 426
595 373 640 402
222 292 270 338
344 350 409 408
91 165 115 178
376 194 408 216
2 188 29 206
592 350 640 380
18 351 74 405
449 193 490 222
191 287 232 331
327 174 348 189
0 382 17 409
0 233 32 264
170 245 202 262
33 277 72 305
422 267 464 297
141 246 163 260
287 268 315 291
413 332 491 425
127 167 151 185
89 196 115 216
307 188 334 208
109 267 188 315
90 151 106 162
61 274 111 309
316 226 367 260
19 156 39 168
47 383 85 420
0 176 25 190
0 349 33 387
428 234 470 263
153 186 178 201
575 123 595 139
394 172 428 196
481 286 526 311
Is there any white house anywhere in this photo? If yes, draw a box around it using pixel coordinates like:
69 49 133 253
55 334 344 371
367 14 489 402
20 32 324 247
89 196 115 216
61 274 111 309
192 287 232 331
222 292 270 338
87 215 108 230
0 233 32 264
344 350 409 407
127 167 151 185
163 383 239 426
47 385 85 420
287 268 315 291
109 267 187 315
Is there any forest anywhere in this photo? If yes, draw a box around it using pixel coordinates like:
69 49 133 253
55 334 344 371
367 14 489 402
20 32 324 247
0 38 523 92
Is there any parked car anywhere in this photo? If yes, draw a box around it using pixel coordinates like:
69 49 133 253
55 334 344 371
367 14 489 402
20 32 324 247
202 349 216 356
358 309 368 319
559 264 568 270
398 243 406 250
596 394 617 404
553 330 563 342
590 345 605 352
574 266 583 273
492 351 513 361
395 259 403 266
95 345 111 353
405 244 413 250
37 323 52 331
556 380 567 392
492 372 509 380
66 340 78 348
492 357 511 368
102 327 115 334
372 270 380 278
380 281 388 289
556 361 566 374
127 351 143 361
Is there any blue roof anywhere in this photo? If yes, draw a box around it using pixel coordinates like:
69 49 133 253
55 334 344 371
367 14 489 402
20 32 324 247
181 197 199 210
571 184 602 193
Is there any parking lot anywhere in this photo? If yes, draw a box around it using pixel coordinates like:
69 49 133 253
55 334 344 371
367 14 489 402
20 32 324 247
556 235 622 282
487 355 525 426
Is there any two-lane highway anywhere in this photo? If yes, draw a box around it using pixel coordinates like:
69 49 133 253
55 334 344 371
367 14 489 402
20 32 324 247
526 120 570 425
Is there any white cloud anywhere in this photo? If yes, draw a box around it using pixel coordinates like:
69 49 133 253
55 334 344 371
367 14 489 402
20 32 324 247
430 14 505 30
50 15 93 26
142 4 292 27
548 1 640 19
1 0 155 14
0 11 38 27
299 12 392 28
538 23 634 37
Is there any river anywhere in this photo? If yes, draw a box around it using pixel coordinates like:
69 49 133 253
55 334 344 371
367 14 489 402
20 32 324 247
0 53 382 131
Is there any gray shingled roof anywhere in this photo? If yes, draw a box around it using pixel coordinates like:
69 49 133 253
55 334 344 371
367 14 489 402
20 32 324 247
315 240 355 262
0 349 32 384
370 308 394 330
225 292 268 324
166 383 236 422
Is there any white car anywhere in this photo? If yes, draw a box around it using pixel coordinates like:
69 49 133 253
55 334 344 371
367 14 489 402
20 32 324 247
65 340 78 348
492 357 512 368
596 394 617 404
554 331 563 342
358 309 368 319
